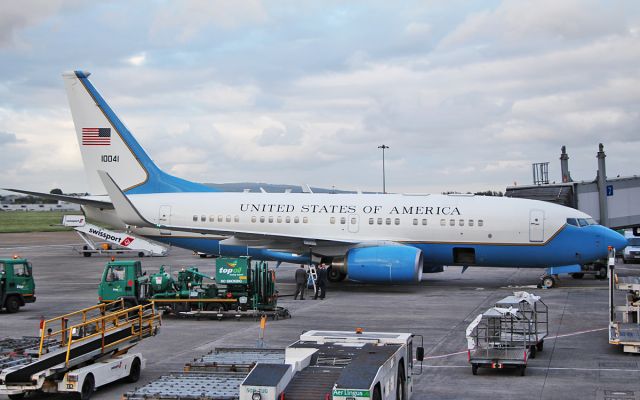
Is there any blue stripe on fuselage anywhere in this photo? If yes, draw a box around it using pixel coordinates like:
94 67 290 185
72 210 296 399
149 224 614 269
407 224 614 268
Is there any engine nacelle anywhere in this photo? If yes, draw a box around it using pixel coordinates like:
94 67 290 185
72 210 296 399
341 245 424 283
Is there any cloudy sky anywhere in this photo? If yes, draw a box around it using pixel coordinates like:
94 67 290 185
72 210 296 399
1 0 639 195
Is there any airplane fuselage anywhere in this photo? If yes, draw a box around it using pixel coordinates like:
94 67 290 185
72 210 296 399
103 191 615 270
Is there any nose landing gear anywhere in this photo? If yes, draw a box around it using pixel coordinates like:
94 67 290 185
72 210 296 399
537 274 557 289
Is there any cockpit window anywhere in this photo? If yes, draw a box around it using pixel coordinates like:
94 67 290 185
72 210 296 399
568 217 597 227
566 218 578 226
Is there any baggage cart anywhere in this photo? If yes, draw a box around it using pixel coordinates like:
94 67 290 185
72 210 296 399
495 291 548 357
467 307 532 376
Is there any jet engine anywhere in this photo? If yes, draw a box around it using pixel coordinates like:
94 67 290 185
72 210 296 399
328 245 423 284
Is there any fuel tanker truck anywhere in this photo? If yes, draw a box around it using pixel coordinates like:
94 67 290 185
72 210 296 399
98 257 288 318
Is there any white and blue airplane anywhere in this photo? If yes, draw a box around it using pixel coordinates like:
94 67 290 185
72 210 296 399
7 71 627 287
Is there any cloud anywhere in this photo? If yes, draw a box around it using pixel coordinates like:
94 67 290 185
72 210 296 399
125 52 146 67
0 1 639 194
0 0 80 48
150 0 268 43
0 131 18 144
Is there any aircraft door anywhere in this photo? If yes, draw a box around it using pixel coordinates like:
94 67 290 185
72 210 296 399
348 214 360 233
158 205 172 236
529 209 545 242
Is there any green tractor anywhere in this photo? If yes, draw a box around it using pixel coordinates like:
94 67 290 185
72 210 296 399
0 258 36 313
97 257 278 315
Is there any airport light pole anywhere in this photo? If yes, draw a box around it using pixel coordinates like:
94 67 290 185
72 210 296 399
378 144 389 194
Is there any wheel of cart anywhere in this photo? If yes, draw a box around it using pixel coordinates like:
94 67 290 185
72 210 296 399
529 345 537 359
471 363 478 375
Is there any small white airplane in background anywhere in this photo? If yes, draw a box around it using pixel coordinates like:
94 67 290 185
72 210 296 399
5 71 628 287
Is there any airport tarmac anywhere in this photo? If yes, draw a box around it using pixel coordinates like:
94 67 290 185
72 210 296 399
1 231 639 400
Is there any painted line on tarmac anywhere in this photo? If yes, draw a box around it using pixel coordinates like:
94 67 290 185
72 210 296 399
422 327 608 361
420 365 640 372
0 244 78 250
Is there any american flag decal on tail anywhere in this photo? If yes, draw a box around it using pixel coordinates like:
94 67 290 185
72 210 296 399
82 127 111 145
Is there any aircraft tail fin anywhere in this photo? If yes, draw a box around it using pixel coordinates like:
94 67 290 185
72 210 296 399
62 71 217 195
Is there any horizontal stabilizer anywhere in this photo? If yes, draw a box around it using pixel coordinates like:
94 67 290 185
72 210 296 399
3 188 114 209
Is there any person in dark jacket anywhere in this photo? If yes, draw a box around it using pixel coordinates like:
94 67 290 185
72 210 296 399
294 265 308 300
314 264 328 300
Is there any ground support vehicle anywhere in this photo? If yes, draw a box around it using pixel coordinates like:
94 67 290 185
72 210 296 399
98 257 288 319
0 258 36 313
123 330 423 400
62 215 167 258
467 307 533 376
622 231 640 264
123 348 286 399
609 248 640 353
0 301 160 399
241 329 424 400
494 291 548 358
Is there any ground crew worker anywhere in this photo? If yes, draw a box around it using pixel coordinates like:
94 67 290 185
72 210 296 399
314 264 328 300
294 265 308 300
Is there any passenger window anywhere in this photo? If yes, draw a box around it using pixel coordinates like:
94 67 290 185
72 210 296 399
377 218 383 225
217 215 223 222
193 215 198 222
277 216 282 223
369 218 374 225
394 218 400 225
449 219 455 226
422 219 427 226
234 216 239 223
478 220 484 227
413 219 418 225
303 217 309 223
260 216 265 223
330 217 336 224
226 215 231 222
440 219 446 226
459 219 464 226
386 218 391 225
201 215 206 222
351 218 357 225
268 216 274 223
294 216 300 223
340 217 346 224
209 216 215 222
469 220 474 227
251 216 257 223
286 216 291 223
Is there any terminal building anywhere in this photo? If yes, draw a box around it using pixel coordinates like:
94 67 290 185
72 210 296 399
505 144 640 232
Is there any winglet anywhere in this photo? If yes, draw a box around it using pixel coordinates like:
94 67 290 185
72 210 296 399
97 170 152 227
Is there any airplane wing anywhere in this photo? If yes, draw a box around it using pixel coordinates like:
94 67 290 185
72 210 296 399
97 171 357 254
3 188 114 209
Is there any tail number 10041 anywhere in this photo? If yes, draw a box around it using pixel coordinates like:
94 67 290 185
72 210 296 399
101 155 120 163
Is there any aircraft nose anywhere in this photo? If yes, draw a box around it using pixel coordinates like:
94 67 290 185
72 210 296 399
604 229 628 251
